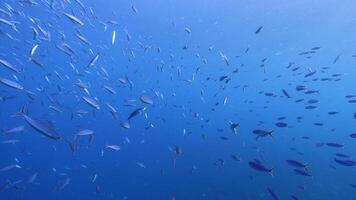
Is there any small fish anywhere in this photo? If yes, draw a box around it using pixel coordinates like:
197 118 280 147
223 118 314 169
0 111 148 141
112 30 116 45
4 125 25 134
266 187 279 200
286 160 308 170
27 172 38 184
334 158 356 167
248 160 273 176
282 89 291 98
136 162 146 168
294 169 312 177
30 44 39 58
140 95 153 105
255 26 263 34
87 54 99 68
326 143 344 148
120 122 130 129
0 139 20 144
54 177 71 191
0 59 21 73
105 144 120 151
0 164 21 172
0 78 24 90
82 96 100 110
128 107 146 121
63 13 84 26
253 129 274 140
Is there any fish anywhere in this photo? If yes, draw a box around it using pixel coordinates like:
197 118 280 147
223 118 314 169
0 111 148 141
0 164 21 172
326 143 344 148
255 26 263 34
136 162 146 168
54 177 71 191
30 44 39 58
0 78 24 90
112 30 116 45
140 95 153 105
286 160 308 170
128 107 146 121
63 13 84 26
248 160 273 176
87 54 99 68
103 85 116 94
282 89 291 98
266 187 279 200
82 96 100 110
27 172 38 184
253 129 274 140
229 122 240 134
14 106 61 140
105 144 120 151
120 122 130 129
294 169 312 177
275 122 287 128
334 158 356 167
3 125 25 134
0 139 20 144
0 59 21 73
74 129 94 141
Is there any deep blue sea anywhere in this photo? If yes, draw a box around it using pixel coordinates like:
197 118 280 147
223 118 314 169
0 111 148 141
1 0 356 199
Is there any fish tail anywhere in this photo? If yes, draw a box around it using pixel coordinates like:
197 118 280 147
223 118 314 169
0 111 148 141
268 168 274 177
268 130 274 138
11 105 27 117
63 138 76 154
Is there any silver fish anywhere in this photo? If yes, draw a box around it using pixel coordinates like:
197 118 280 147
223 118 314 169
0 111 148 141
0 78 24 90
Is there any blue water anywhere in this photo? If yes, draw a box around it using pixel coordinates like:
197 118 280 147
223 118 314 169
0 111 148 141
1 0 356 199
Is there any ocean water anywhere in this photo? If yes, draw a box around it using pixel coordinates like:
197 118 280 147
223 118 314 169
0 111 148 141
0 0 356 199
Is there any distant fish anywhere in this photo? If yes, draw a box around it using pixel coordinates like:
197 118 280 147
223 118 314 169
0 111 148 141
255 26 263 34
82 96 100 110
286 160 308 170
128 107 146 121
54 177 71 191
136 162 146 168
0 164 21 172
275 122 287 128
140 95 153 105
229 122 240 134
253 129 274 140
120 122 130 129
248 160 273 176
4 125 25 134
184 27 191 34
0 59 21 73
0 78 24 90
266 187 279 200
131 5 138 13
105 144 120 151
333 54 341 64
326 142 344 148
112 30 116 45
334 158 356 167
282 89 291 98
294 169 312 177
63 13 84 26
0 139 20 144
87 54 99 68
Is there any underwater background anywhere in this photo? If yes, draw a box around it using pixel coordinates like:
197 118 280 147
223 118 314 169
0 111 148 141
1 0 356 199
